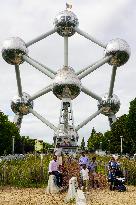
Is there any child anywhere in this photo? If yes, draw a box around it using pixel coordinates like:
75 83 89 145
80 164 89 192
108 168 116 190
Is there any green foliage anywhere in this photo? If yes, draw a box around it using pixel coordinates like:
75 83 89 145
0 111 53 155
109 98 136 154
21 136 35 154
87 128 103 151
80 137 85 150
0 111 20 155
102 131 112 152
110 114 128 154
126 98 136 153
122 158 136 186
86 97 136 154
43 142 54 152
0 154 51 187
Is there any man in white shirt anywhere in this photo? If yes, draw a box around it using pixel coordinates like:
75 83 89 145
48 155 62 187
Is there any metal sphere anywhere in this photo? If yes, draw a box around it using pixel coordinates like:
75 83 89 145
2 37 28 65
105 38 130 67
98 93 120 116
54 10 79 37
53 66 81 100
11 92 33 115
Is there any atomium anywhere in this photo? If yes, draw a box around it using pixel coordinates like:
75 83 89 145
1 6 130 151
2 37 28 65
53 66 81 100
54 10 79 37
11 93 33 115
98 93 120 116
105 38 130 67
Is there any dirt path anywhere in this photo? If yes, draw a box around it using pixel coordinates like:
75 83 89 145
0 186 136 205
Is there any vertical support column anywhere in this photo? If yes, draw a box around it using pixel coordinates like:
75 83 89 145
70 101 75 127
108 114 116 128
108 66 117 98
13 114 23 130
63 101 69 133
64 37 68 66
15 65 23 97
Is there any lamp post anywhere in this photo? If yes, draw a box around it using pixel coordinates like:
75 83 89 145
100 141 102 151
108 140 110 154
120 136 123 156
12 136 15 155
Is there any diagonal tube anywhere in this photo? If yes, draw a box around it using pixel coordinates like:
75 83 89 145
15 65 23 97
108 66 117 98
76 59 100 75
81 86 102 101
75 27 107 48
78 56 112 80
26 28 57 47
64 37 68 66
75 108 103 131
29 108 57 131
29 85 52 101
28 56 57 75
23 55 55 79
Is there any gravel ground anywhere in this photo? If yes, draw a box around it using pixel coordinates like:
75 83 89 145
0 186 136 205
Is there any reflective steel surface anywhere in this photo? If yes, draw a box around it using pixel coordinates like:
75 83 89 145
98 93 120 116
105 38 130 67
2 37 28 65
54 10 79 37
53 66 81 100
11 92 33 115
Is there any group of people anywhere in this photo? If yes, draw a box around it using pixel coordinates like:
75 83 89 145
48 152 127 193
79 152 98 191
48 151 98 192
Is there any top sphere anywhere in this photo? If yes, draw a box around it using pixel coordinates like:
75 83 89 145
54 10 79 37
53 66 81 100
2 37 28 65
105 38 130 67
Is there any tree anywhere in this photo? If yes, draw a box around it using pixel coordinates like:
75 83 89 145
87 127 96 151
102 130 112 153
0 111 54 155
81 137 85 150
87 128 103 151
126 98 136 154
21 136 35 154
0 111 21 155
110 114 128 154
